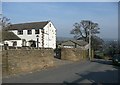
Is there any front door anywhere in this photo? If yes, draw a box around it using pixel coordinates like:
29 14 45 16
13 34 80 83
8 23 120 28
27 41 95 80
29 40 36 47
30 41 36 47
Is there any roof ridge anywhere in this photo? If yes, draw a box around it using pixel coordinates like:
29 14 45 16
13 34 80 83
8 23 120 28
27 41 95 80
12 21 50 25
4 21 51 30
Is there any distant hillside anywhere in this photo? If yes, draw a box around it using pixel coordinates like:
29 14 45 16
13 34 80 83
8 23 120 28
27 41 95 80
103 38 118 43
103 38 117 42
57 37 118 43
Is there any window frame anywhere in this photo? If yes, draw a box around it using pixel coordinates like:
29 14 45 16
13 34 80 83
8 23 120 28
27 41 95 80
35 29 40 34
13 41 17 47
50 24 51 27
27 29 32 35
18 30 23 35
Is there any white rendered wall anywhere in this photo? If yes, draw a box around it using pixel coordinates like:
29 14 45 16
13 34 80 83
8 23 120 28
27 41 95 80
9 21 56 49
4 40 22 47
43 22 56 49
10 29 42 47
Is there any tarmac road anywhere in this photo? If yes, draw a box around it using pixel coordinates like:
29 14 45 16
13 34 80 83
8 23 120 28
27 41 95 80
2 59 120 83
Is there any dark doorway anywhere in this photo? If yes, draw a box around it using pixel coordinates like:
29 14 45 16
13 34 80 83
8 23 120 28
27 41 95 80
54 48 61 59
29 40 36 47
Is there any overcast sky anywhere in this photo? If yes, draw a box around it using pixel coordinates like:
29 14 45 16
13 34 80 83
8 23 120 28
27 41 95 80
3 2 118 39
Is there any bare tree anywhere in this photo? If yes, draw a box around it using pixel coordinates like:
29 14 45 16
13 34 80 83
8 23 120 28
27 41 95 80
70 20 103 51
70 20 100 41
0 16 11 29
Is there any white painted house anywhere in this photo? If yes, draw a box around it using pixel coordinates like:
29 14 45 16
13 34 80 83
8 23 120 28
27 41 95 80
4 21 56 49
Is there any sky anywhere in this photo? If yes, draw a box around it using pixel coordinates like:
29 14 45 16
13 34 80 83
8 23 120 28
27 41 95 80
2 2 118 39
2 0 120 2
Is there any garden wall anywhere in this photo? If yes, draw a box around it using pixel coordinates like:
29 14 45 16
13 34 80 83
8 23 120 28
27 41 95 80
61 48 88 61
2 49 54 77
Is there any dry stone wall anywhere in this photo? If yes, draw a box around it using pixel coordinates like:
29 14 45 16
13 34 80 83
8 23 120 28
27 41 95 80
2 49 54 76
61 48 88 61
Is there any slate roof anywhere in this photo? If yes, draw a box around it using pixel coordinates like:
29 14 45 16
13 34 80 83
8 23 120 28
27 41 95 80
71 40 88 46
61 40 88 46
0 31 21 41
4 21 50 31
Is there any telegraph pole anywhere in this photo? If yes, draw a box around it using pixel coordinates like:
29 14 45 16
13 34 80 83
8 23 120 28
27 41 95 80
89 21 92 61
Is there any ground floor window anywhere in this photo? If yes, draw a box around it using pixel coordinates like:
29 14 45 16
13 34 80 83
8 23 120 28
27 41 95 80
22 39 27 46
13 41 17 47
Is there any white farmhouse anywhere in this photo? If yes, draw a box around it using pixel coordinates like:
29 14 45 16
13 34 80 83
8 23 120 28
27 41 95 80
4 21 56 49
0 30 21 47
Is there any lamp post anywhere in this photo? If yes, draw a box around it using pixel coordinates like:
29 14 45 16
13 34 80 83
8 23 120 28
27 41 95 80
36 35 39 49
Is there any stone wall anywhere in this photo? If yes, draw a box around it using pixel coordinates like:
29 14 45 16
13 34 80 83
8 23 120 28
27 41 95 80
61 48 88 61
2 49 54 76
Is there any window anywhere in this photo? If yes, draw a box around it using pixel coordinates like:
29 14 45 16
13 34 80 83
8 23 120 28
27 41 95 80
50 24 51 27
27 30 32 35
41 29 44 33
22 39 26 46
13 41 17 47
18 30 23 35
35 29 39 34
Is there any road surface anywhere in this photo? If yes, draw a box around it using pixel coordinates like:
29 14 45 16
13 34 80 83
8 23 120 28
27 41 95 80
2 59 120 83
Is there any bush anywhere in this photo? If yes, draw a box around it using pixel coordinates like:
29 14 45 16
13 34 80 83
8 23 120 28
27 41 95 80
94 51 105 59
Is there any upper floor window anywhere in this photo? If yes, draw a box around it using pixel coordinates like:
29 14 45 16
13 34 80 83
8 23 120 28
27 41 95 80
27 30 32 35
35 29 39 34
50 24 51 27
18 30 23 35
41 29 44 33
